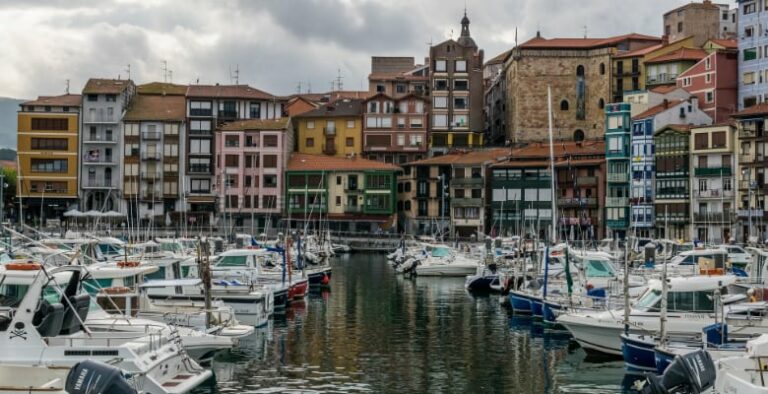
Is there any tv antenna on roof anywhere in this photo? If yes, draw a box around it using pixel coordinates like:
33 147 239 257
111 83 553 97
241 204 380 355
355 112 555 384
583 25 588 39
65 79 70 94
335 68 344 91
162 60 168 82
125 64 131 81
232 65 240 85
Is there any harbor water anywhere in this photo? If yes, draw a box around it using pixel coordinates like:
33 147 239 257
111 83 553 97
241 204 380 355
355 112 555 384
195 253 628 393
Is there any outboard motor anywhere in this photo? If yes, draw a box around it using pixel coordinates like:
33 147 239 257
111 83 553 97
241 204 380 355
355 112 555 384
66 360 137 394
642 350 716 394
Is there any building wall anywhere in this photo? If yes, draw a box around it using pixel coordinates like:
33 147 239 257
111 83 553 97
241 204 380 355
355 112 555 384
737 0 768 109
734 114 768 242
507 48 612 143
677 51 738 123
17 110 80 200
623 88 692 117
604 103 632 239
363 95 428 164
663 2 721 46
654 128 691 240
295 116 362 157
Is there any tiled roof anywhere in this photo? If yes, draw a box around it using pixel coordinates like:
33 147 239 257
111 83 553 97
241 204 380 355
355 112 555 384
218 118 290 131
708 39 737 49
137 82 187 96
21 94 82 107
649 85 680 94
485 49 513 65
405 148 511 166
645 47 707 64
123 94 185 121
519 33 659 50
293 98 363 118
186 84 275 100
287 153 401 172
632 99 685 120
732 103 768 118
82 78 131 94
614 43 664 59
492 141 605 168
656 124 693 134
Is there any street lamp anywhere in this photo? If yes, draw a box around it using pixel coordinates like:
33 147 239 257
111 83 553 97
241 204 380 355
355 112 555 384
743 168 755 243
438 173 447 241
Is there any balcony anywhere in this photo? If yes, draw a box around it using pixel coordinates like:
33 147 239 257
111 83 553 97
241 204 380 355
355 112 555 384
576 176 598 186
694 167 732 177
606 197 628 207
740 153 756 163
452 198 482 207
141 189 163 199
324 127 336 136
344 205 363 214
607 173 629 183
142 131 161 140
646 73 678 86
141 171 162 179
218 110 238 119
656 213 688 223
323 143 336 155
695 189 734 199
451 177 483 187
693 212 734 223
189 129 212 136
224 140 240 148
607 219 629 228
141 151 161 160
85 115 117 124
737 209 765 218
188 165 210 174
82 179 115 188
606 150 629 159
82 156 115 165
83 134 117 144
190 108 212 117
557 197 597 208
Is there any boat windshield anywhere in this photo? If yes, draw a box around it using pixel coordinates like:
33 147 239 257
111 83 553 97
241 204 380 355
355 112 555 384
98 243 124 256
0 284 28 307
585 260 615 278
431 247 451 258
635 289 662 310
160 243 183 253
216 255 249 267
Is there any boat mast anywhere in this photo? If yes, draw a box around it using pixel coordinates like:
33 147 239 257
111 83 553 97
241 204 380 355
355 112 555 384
547 85 557 245
659 207 669 349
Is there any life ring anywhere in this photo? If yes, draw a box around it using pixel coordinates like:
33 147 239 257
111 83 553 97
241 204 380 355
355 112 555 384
117 261 141 268
6 261 42 270
102 286 132 294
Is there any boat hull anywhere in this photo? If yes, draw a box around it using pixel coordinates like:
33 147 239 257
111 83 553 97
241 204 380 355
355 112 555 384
508 291 533 314
621 334 657 373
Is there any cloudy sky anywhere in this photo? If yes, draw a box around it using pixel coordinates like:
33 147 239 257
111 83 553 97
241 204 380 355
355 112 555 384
0 0 702 99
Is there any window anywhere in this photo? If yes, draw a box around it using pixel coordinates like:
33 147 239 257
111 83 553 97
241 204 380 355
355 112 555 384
433 96 447 108
225 155 239 167
744 71 756 85
454 97 468 109
263 155 277 168
249 102 261 119
263 175 277 188
164 144 178 157
263 135 278 147
712 131 726 148
435 60 446 72
395 84 406 94
452 115 468 127
677 22 683 33
189 101 212 116
191 179 210 193
87 94 97 102
31 159 68 173
30 118 68 131
397 134 405 146
455 60 467 72
306 137 314 147
573 129 585 142
744 48 758 62
164 123 178 135
31 138 67 150
410 118 423 128
599 63 605 75
434 79 448 91
307 121 315 129
189 139 211 154
376 84 385 93
105 94 116 102
665 25 671 35
346 137 354 147
705 73 711 83
560 100 569 111
745 2 756 14
695 133 708 149
347 120 355 129
706 91 714 103
433 114 448 127
454 80 468 90
336 196 342 206
189 120 211 134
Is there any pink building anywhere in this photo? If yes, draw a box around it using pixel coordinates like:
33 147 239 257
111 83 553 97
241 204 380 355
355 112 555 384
215 119 294 228
677 43 738 123
363 93 428 164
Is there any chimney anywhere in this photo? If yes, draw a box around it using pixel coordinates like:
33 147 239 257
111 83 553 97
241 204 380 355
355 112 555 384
663 98 669 108
661 35 669 45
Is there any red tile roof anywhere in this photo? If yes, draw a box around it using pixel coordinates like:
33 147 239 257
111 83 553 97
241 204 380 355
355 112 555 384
83 78 132 94
614 43 665 59
123 94 186 121
21 94 82 107
645 47 707 64
137 82 187 96
287 153 400 172
519 33 659 50
633 99 686 120
732 103 768 118
218 118 290 131
657 124 693 134
708 39 737 49
186 84 275 100
293 98 363 118
492 141 605 168
405 148 511 166
485 49 512 65
650 85 683 94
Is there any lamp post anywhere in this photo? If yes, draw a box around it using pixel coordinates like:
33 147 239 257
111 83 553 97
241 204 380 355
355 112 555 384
743 168 755 243
439 173 447 241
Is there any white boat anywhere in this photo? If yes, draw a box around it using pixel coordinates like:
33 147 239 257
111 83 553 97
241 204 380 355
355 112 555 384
0 263 212 393
715 334 768 393
414 245 479 277
557 275 746 356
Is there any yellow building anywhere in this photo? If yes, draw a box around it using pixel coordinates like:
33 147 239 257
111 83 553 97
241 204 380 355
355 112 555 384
612 36 695 102
293 98 363 157
17 94 81 224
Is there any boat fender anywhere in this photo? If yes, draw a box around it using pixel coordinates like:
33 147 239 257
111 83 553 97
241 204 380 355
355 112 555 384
5 261 42 270
322 274 330 285
117 261 141 268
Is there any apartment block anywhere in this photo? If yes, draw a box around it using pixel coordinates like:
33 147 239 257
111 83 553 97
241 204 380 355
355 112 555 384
362 93 428 164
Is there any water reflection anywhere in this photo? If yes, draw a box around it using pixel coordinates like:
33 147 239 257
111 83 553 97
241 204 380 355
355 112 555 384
195 254 625 393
